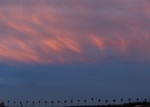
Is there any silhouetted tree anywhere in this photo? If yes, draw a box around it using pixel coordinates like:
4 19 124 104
113 99 116 105
91 98 94 106
128 98 131 107
70 100 73 106
51 101 54 107
136 98 139 102
105 100 108 105
58 100 60 107
144 98 147 102
121 98 123 105
98 99 101 106
8 100 10 107
32 101 34 107
144 98 147 106
128 98 131 103
64 100 66 106
38 101 41 107
84 100 86 106
77 99 80 106
20 102 23 107
14 101 16 107
45 101 47 107
26 101 28 107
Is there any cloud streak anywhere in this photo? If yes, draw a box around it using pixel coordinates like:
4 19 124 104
0 0 150 64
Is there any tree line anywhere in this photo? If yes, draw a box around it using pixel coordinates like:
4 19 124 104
4 98 149 107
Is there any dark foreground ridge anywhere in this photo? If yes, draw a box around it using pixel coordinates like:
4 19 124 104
66 102 149 107
2 101 150 107
1 99 150 107
0 102 5 107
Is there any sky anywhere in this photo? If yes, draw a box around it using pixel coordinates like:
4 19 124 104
0 0 150 106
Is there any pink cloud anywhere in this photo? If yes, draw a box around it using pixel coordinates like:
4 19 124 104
0 0 150 64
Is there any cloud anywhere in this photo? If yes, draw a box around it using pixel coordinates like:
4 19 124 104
0 0 150 64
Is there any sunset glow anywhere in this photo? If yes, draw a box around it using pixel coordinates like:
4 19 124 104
0 0 150 64
0 0 150 105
